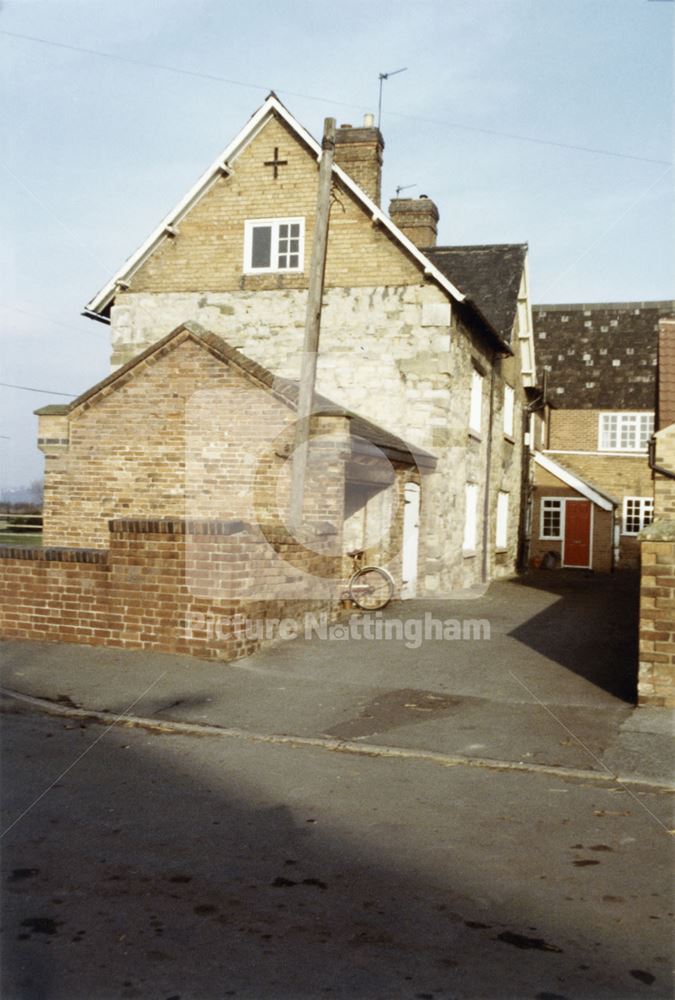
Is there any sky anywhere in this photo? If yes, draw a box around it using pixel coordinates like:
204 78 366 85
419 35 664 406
1 0 673 491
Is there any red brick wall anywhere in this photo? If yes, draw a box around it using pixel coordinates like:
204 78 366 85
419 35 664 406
41 335 349 550
0 519 353 661
530 483 613 573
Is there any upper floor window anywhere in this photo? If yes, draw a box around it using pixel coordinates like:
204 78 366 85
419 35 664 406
244 218 304 274
503 384 515 438
469 369 484 435
623 496 654 535
598 412 654 452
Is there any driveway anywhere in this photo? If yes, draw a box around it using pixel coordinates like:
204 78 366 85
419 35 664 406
3 570 668 785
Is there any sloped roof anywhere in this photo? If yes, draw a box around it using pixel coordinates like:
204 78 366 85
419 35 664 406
533 300 675 409
83 94 511 354
425 244 527 343
533 452 616 510
657 318 675 430
37 322 436 469
85 95 462 318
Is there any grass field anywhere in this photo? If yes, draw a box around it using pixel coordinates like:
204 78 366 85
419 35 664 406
0 532 43 547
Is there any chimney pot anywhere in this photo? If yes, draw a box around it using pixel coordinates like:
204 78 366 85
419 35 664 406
363 112 375 127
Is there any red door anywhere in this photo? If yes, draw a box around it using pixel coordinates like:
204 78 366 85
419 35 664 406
563 500 591 567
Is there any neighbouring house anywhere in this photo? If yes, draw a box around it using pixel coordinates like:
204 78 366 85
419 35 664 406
637 317 675 706
530 300 675 571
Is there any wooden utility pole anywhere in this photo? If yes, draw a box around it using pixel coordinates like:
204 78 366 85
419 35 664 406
289 117 336 532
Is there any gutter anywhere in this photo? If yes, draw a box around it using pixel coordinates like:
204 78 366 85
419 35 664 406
481 355 497 584
81 309 111 326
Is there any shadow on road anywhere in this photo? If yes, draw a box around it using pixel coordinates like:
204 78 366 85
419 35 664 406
1 701 670 1000
509 570 639 704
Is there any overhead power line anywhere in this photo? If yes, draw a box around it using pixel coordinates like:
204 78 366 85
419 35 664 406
0 382 77 397
0 28 671 166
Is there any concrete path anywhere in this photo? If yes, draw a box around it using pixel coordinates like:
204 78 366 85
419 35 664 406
1 571 673 787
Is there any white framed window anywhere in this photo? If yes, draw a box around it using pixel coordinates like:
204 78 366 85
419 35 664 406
598 412 654 452
622 496 654 535
540 498 563 540
496 491 509 550
469 369 483 435
244 217 305 273
503 385 515 438
463 482 478 552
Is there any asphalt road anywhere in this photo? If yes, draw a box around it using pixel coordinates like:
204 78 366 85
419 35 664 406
1 705 672 1000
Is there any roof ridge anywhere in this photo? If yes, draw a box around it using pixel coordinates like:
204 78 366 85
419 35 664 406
430 243 528 252
534 300 675 311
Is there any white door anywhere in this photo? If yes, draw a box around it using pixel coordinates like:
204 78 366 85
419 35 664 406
401 483 420 599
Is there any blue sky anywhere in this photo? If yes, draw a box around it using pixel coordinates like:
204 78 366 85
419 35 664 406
1 0 673 490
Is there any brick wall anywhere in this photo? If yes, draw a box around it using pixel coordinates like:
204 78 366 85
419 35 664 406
545 409 654 568
40 334 349 550
529 474 613 572
128 115 420 298
638 521 675 707
654 425 675 517
0 519 352 661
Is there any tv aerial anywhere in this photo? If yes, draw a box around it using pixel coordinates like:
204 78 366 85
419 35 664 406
377 67 408 128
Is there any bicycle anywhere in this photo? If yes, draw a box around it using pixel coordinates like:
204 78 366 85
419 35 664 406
345 549 395 611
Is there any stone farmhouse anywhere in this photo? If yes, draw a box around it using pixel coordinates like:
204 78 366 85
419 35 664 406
529 300 675 572
68 93 536 597
1 94 540 660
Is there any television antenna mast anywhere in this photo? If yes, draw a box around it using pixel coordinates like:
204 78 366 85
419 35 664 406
395 183 417 198
378 67 407 128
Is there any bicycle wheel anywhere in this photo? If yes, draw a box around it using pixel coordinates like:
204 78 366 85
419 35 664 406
349 566 395 611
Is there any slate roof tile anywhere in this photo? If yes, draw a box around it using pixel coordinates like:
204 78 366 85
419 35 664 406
425 243 527 343
533 301 675 409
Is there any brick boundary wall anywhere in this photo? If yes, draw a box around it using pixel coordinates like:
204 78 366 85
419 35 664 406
0 518 354 661
638 520 675 707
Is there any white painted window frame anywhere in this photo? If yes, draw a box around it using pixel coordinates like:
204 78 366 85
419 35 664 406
496 491 509 550
503 384 515 439
597 411 654 453
243 217 305 274
469 369 483 435
463 482 479 553
622 495 654 536
540 498 563 540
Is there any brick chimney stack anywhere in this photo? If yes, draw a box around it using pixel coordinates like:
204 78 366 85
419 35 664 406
388 195 439 248
335 114 384 206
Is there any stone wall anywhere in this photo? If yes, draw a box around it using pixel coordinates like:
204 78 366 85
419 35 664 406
98 107 530 595
110 289 526 594
638 520 675 707
0 519 350 661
